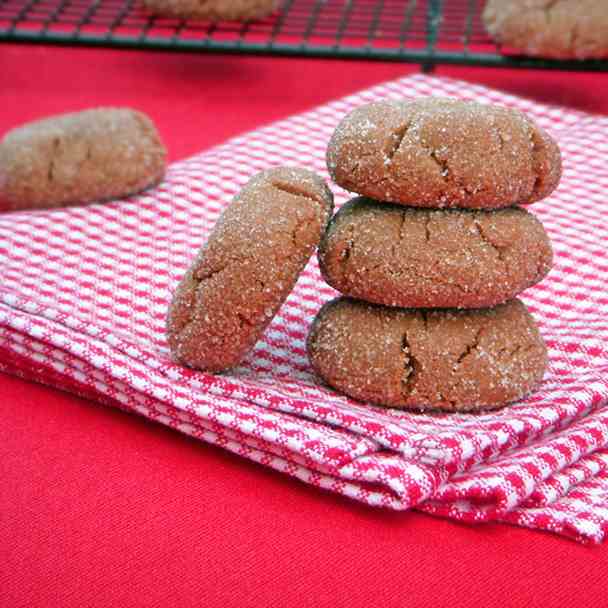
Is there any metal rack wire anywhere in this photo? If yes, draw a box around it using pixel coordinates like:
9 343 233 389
1 0 607 70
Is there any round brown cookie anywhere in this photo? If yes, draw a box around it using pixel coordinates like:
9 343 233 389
307 297 548 412
484 0 608 60
318 197 553 309
326 98 561 209
0 108 166 213
142 0 276 21
167 167 334 372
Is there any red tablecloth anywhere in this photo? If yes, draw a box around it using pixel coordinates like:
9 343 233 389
1 44 607 607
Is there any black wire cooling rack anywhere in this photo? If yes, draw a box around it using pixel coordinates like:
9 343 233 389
1 0 607 70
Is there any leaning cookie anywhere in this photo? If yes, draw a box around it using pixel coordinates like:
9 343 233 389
484 0 608 60
327 98 561 209
142 0 276 21
0 108 166 213
307 297 547 412
319 198 553 309
167 167 333 372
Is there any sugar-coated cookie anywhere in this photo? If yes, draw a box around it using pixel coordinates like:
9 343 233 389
318 198 553 309
143 0 276 21
327 98 561 209
307 297 547 411
167 167 334 372
484 0 608 60
0 108 166 212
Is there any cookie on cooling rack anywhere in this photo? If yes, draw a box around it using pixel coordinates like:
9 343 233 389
307 297 548 412
166 166 334 372
483 0 608 60
326 98 561 209
0 108 166 213
318 197 553 309
142 0 276 21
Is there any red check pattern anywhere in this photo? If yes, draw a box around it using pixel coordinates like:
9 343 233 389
1 75 608 543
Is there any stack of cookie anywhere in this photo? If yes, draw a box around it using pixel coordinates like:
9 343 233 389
307 98 562 412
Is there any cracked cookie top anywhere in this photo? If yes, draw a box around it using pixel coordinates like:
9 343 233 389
307 297 547 411
0 108 166 212
483 0 608 60
326 98 562 209
166 166 334 372
318 197 553 309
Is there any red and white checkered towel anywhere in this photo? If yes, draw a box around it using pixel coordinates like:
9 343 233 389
2 75 608 543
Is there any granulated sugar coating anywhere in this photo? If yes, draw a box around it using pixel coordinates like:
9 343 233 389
167 166 334 372
0 108 166 212
307 297 548 412
326 98 562 209
318 197 553 309
484 0 608 60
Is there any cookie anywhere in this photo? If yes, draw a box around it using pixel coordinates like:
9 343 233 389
307 297 547 411
142 0 276 21
327 98 561 209
318 198 553 309
0 108 166 213
167 167 334 372
484 0 608 60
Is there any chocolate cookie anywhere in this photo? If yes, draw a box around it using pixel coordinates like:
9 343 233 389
142 0 276 21
167 167 334 372
307 297 547 411
0 108 166 213
484 0 608 60
327 98 561 209
318 198 553 309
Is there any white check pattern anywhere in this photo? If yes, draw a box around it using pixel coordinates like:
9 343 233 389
1 75 608 543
